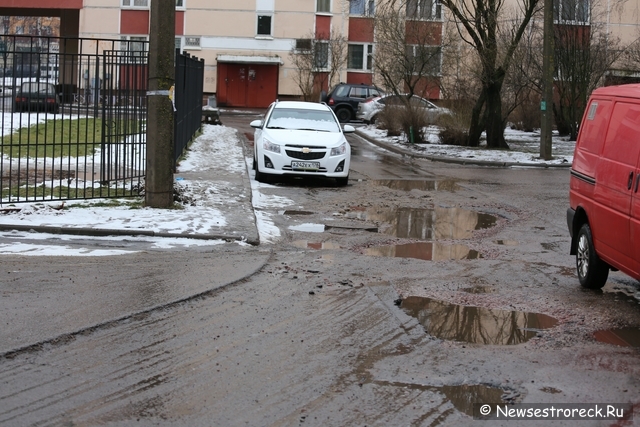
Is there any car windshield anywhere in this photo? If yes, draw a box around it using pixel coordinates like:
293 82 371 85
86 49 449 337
266 108 340 132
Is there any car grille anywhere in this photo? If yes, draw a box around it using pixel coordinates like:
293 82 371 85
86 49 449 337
285 150 326 160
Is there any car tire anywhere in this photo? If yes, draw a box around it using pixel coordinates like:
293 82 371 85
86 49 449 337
252 156 257 171
335 108 352 123
576 222 609 289
255 168 272 184
335 175 349 187
371 115 377 125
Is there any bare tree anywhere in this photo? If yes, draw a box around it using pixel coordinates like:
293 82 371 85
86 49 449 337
373 0 445 142
439 0 543 148
288 30 346 102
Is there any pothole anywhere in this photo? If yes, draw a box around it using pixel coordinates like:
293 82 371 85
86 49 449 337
365 242 481 261
400 296 558 345
346 206 497 240
372 178 461 192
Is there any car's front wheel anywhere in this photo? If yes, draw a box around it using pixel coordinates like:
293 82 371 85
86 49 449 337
335 175 349 187
335 108 352 123
254 168 272 184
576 222 609 289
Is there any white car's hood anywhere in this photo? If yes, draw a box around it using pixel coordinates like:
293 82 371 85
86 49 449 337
265 129 346 147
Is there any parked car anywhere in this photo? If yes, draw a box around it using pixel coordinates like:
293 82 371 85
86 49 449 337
14 81 60 113
321 82 382 123
356 94 450 124
567 83 640 289
250 100 354 186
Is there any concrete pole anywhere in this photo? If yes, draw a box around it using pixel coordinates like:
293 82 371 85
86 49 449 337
146 0 175 208
540 0 554 160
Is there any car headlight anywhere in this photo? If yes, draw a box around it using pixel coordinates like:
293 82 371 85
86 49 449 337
262 138 281 153
330 142 347 156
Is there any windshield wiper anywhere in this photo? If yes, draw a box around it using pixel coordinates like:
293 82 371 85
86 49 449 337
266 126 286 129
296 128 329 132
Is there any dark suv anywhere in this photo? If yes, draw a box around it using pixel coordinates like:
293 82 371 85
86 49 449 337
322 83 382 123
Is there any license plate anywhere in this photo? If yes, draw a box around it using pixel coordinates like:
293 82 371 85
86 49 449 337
291 161 320 170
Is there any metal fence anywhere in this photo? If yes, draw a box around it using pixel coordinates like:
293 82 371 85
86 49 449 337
0 35 149 204
174 51 204 166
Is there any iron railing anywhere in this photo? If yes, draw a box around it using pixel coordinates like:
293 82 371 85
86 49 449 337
0 35 206 204
174 51 204 166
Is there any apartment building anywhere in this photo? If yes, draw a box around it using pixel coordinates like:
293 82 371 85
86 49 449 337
1 0 638 108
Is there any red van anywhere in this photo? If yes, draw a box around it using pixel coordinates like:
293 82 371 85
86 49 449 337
568 84 640 289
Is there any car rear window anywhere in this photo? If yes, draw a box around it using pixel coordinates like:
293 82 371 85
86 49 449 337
21 82 55 94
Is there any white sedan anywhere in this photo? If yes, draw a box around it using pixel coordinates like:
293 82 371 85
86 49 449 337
356 94 450 124
251 101 354 186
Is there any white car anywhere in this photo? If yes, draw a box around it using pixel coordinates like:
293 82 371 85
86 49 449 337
251 101 354 186
356 94 450 124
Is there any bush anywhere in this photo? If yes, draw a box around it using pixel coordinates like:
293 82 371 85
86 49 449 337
509 98 540 132
377 104 430 143
438 127 469 146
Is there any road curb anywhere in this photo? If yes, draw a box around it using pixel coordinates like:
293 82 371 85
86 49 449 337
0 223 260 245
354 129 572 169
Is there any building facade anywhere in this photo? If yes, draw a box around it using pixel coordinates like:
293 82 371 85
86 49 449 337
1 0 639 108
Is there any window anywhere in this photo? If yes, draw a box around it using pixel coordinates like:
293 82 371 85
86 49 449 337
317 0 331 13
350 0 375 16
295 39 313 52
176 0 185 9
554 0 589 24
406 45 442 75
175 37 183 53
348 44 374 70
406 0 441 20
121 0 149 7
257 14 272 36
314 42 329 69
120 36 148 61
184 37 200 49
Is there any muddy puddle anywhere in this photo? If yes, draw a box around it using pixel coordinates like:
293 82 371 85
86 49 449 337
346 206 497 240
372 179 460 192
292 240 340 250
593 327 640 348
380 381 510 416
365 242 480 261
401 296 558 345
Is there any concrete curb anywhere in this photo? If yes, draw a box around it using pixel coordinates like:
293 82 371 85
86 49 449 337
355 129 573 169
0 223 260 245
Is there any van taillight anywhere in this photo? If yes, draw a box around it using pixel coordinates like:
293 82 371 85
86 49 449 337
328 98 334 105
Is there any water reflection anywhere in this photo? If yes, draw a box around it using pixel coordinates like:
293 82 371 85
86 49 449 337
365 242 480 261
593 327 640 348
347 206 496 240
401 296 558 345
373 179 460 192
292 240 341 250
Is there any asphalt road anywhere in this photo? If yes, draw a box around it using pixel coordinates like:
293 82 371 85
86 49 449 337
1 115 639 426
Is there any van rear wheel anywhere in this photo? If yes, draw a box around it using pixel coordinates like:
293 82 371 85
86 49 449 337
576 223 609 289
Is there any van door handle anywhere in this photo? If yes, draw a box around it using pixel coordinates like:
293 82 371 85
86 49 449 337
636 174 640 193
628 171 634 190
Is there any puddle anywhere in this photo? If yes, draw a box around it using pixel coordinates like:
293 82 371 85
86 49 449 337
365 242 480 261
593 327 640 348
461 285 494 294
288 223 325 233
373 179 460 192
292 240 340 250
346 206 496 240
400 296 558 345
495 240 518 246
283 210 314 215
380 381 512 417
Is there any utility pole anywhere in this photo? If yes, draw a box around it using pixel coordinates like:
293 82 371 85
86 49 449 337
146 0 175 208
540 0 554 160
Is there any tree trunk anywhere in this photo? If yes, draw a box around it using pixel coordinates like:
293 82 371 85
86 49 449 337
467 90 487 147
484 83 509 149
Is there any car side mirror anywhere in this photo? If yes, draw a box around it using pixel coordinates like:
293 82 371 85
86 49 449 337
343 124 355 134
250 119 263 129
